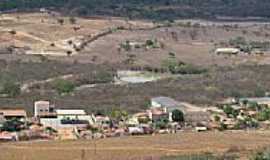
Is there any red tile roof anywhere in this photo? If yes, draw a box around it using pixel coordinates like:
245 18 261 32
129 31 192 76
0 109 27 117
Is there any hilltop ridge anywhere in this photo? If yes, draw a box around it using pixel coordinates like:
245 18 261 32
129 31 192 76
1 0 270 20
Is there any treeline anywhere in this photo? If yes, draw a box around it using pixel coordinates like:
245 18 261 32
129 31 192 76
1 0 270 20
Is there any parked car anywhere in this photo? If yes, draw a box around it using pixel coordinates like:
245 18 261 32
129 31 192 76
128 127 144 135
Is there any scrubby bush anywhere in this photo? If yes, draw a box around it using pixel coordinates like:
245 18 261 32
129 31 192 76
251 148 270 160
93 71 114 83
69 17 77 24
219 122 228 131
0 74 20 97
256 108 270 121
229 36 247 46
146 39 154 47
162 54 206 75
223 105 238 118
110 108 128 121
161 153 216 160
120 40 131 51
214 115 221 122
154 117 169 129
53 79 75 95
234 118 258 129
1 81 20 97
138 117 151 124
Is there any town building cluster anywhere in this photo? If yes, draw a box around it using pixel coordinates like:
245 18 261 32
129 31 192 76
1 96 270 142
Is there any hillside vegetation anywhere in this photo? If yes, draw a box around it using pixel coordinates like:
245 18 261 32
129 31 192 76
1 0 270 20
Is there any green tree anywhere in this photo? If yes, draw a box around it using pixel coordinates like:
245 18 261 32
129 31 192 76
223 105 238 118
155 117 169 129
1 119 24 132
145 39 154 47
214 115 221 122
256 108 270 121
219 122 227 131
110 108 128 121
171 109 184 122
162 53 179 73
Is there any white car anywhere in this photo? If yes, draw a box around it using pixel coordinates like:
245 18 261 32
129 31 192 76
128 127 144 135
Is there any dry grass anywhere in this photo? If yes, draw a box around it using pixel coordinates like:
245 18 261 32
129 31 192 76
1 12 270 66
1 131 270 160
0 12 153 56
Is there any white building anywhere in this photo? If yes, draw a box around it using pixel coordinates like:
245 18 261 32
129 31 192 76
56 109 86 119
34 101 56 118
215 48 240 55
39 109 94 129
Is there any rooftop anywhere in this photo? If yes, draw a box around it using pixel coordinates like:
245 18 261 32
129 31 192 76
0 109 27 117
215 48 240 53
239 97 270 103
151 96 182 108
56 109 86 115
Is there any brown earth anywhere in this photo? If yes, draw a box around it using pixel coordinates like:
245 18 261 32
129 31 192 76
1 131 270 160
1 12 270 67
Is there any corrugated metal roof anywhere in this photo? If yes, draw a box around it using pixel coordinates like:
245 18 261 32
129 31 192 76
151 97 181 108
35 101 50 105
239 97 270 103
56 109 86 115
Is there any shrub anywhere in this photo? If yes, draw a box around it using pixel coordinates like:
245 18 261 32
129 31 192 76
251 148 270 160
138 117 151 124
69 17 77 24
161 153 216 160
256 108 270 121
176 64 207 75
234 118 258 129
223 105 238 118
0 74 20 97
145 39 154 46
162 54 180 73
53 79 75 95
229 36 247 46
214 115 221 122
94 71 114 83
120 40 131 51
154 117 169 129
57 18 64 25
219 122 228 131
162 55 206 74
110 108 128 121
2 81 20 97
9 30 16 35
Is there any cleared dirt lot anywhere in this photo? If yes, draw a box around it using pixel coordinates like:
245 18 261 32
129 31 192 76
1 131 270 160
0 12 153 56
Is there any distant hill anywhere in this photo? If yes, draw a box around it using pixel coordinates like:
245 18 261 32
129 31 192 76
1 0 270 20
